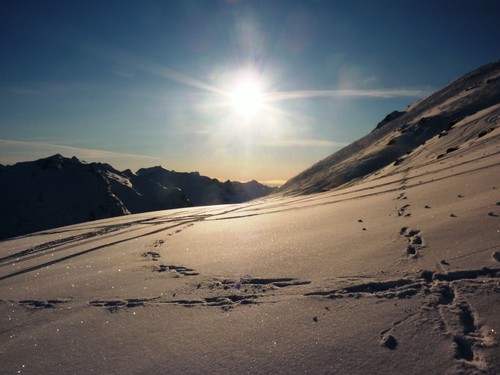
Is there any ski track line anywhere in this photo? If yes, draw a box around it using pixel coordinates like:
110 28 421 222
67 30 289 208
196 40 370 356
0 206 251 281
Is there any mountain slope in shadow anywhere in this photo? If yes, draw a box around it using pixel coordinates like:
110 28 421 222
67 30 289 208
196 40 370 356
0 156 274 240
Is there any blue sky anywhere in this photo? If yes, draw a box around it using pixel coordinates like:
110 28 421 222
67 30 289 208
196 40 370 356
1 0 499 184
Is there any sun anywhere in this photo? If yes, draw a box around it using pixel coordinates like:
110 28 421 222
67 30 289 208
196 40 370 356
228 74 264 118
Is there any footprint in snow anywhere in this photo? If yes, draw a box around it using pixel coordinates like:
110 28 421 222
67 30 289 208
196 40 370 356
400 228 424 258
153 239 164 247
154 265 199 276
380 329 398 350
380 332 398 350
142 251 160 261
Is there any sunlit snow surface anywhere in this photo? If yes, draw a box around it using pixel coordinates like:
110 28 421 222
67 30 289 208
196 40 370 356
1 139 499 373
1 62 500 374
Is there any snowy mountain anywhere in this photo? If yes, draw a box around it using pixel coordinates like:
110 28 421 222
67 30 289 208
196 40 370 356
136 166 275 206
1 62 499 375
279 60 500 195
0 155 130 240
0 156 274 240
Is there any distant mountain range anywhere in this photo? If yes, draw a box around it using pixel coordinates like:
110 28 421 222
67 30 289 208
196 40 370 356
279 60 500 195
2 61 499 240
0 156 275 240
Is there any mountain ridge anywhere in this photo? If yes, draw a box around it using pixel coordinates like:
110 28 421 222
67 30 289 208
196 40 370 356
0 155 275 240
2 61 499 239
278 60 500 195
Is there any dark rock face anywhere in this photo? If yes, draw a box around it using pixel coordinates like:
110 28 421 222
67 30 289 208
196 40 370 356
137 167 275 206
0 156 275 240
373 111 405 132
0 155 131 240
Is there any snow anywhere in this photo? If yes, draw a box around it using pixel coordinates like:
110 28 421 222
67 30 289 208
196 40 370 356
1 62 499 374
279 60 500 195
105 170 133 189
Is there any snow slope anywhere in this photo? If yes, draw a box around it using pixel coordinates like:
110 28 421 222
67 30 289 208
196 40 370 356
278 60 500 195
0 62 499 374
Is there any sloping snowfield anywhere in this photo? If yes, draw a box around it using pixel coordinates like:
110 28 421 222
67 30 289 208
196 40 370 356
1 126 499 374
2 61 500 374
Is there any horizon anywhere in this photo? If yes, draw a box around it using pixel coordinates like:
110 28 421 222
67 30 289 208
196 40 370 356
0 150 285 186
1 0 499 183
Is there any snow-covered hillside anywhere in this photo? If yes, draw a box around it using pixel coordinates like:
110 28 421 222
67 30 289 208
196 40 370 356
279 60 500 195
0 62 499 374
0 156 275 240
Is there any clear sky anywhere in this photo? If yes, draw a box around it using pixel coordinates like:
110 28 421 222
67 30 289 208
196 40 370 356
1 0 499 185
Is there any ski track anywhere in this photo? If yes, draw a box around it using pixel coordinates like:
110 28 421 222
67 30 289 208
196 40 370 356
0 205 250 281
2 176 498 374
1 129 498 374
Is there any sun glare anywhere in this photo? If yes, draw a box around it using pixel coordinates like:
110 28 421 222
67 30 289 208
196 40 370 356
229 75 264 118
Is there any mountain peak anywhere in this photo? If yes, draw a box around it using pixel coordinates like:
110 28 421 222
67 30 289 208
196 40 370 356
34 154 82 170
0 155 275 240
